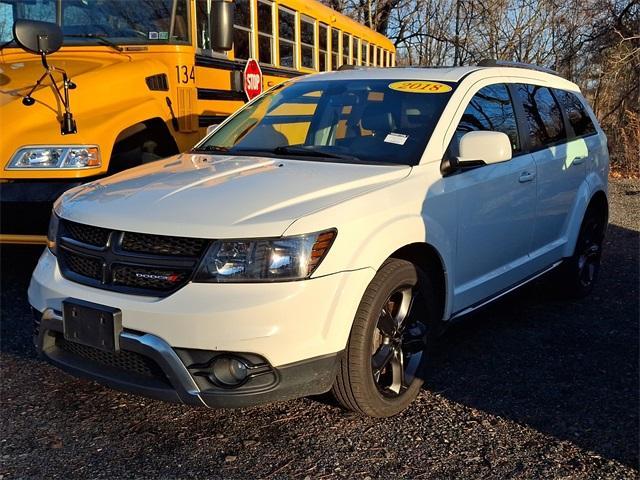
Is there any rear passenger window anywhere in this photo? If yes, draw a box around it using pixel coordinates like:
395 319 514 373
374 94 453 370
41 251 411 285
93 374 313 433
554 89 597 138
450 84 520 156
515 84 566 149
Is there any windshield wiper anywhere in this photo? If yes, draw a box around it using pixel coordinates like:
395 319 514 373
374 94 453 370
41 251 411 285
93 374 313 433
63 34 123 52
191 145 230 153
272 145 362 162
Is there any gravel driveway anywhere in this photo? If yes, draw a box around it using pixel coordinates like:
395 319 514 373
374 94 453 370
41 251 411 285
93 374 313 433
1 179 638 479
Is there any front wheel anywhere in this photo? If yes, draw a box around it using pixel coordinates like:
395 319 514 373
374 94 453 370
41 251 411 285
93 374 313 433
332 259 439 417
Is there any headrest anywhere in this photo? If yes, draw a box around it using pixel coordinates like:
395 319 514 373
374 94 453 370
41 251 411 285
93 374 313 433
361 102 394 133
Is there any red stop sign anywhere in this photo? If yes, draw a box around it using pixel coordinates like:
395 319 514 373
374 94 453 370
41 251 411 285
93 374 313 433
243 58 263 101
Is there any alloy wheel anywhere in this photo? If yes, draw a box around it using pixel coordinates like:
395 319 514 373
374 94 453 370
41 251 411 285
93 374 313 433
371 286 426 397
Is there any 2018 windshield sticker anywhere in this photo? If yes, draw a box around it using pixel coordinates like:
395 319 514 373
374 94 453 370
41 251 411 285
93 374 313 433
389 81 452 93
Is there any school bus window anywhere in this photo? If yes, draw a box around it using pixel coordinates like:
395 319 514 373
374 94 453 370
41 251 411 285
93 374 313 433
343 33 351 65
386 50 390 67
370 44 376 66
300 16 316 70
278 7 296 68
319 23 329 71
353 37 360 65
196 0 210 50
257 0 274 64
233 0 252 60
331 28 340 70
361 40 368 65
262 90 321 145
379 48 384 66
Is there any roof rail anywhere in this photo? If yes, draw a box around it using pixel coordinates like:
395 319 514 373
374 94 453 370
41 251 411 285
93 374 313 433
477 59 559 76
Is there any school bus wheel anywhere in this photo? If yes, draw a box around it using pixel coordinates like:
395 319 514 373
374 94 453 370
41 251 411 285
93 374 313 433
108 118 179 174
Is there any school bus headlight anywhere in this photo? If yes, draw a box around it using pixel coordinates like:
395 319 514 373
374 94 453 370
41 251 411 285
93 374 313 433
7 146 101 169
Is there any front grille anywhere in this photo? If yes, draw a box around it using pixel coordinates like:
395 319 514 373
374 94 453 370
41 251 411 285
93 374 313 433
122 231 207 257
64 251 102 280
64 220 110 247
56 335 169 383
58 219 210 297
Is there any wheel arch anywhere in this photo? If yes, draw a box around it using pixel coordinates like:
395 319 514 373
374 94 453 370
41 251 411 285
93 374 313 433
108 117 180 174
389 242 448 322
585 189 609 226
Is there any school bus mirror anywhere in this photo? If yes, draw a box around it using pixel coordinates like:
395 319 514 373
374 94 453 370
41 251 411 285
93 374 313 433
206 124 220 135
210 0 234 51
13 19 63 55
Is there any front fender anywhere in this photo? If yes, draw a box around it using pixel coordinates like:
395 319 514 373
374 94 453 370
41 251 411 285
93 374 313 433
1 56 174 178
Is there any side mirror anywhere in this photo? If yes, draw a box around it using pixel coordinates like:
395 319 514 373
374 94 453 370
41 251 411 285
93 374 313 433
206 124 219 135
13 19 63 55
210 0 234 51
458 130 512 166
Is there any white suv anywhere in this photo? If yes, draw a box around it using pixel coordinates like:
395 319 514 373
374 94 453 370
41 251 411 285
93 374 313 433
29 62 609 417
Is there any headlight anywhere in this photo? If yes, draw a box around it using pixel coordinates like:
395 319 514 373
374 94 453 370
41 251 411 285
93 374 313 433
194 230 336 282
7 146 100 169
47 213 60 255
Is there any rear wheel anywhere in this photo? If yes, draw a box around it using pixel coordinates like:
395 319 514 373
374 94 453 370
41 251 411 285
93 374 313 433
557 208 606 298
332 259 439 417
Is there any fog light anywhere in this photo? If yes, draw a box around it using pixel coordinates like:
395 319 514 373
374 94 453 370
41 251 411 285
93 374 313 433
210 356 248 387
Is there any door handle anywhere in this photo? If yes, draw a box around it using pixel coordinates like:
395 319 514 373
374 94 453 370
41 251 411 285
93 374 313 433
518 171 535 183
572 156 586 166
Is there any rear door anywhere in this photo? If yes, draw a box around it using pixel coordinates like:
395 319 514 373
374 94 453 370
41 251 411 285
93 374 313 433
512 84 585 267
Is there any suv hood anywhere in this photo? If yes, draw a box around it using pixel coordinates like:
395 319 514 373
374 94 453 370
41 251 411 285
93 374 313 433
57 153 411 238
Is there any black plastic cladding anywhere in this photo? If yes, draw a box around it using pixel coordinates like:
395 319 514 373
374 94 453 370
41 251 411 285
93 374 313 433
57 219 211 297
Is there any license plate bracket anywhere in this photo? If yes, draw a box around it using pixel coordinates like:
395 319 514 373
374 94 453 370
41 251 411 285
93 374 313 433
63 299 122 352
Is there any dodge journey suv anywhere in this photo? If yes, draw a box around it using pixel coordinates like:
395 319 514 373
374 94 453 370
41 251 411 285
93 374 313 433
29 61 609 417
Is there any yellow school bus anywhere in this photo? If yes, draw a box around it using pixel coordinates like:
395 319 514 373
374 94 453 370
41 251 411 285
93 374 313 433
0 0 395 244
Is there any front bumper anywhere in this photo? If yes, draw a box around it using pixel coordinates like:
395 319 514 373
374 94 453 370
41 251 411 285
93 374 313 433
29 248 374 366
34 308 341 408
28 249 375 406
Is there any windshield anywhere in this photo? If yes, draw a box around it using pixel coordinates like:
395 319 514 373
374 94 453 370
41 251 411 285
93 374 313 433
0 0 189 46
196 79 454 166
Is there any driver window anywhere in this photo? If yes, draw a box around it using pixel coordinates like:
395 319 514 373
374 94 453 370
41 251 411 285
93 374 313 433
449 83 520 158
196 0 224 53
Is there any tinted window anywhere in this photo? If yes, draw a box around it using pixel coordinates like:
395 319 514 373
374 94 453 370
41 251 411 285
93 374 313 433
343 33 351 65
318 23 328 71
233 0 251 59
278 8 295 67
331 29 340 70
300 17 315 69
515 84 566 149
451 84 520 156
554 89 597 137
257 0 273 64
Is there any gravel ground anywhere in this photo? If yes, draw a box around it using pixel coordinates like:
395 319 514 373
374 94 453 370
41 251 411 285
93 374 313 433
1 178 638 479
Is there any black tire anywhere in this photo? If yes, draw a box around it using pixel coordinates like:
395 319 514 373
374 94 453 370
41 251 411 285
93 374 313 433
332 258 440 417
556 208 606 298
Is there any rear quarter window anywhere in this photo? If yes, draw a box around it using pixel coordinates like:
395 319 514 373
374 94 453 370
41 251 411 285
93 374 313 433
553 89 597 138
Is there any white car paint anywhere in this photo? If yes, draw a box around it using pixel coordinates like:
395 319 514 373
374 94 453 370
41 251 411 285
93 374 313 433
29 65 609 404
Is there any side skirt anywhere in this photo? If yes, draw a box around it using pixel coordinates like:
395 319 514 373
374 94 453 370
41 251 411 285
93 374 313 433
448 260 563 321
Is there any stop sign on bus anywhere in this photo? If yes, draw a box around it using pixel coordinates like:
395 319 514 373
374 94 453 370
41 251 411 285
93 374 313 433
243 59 263 101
